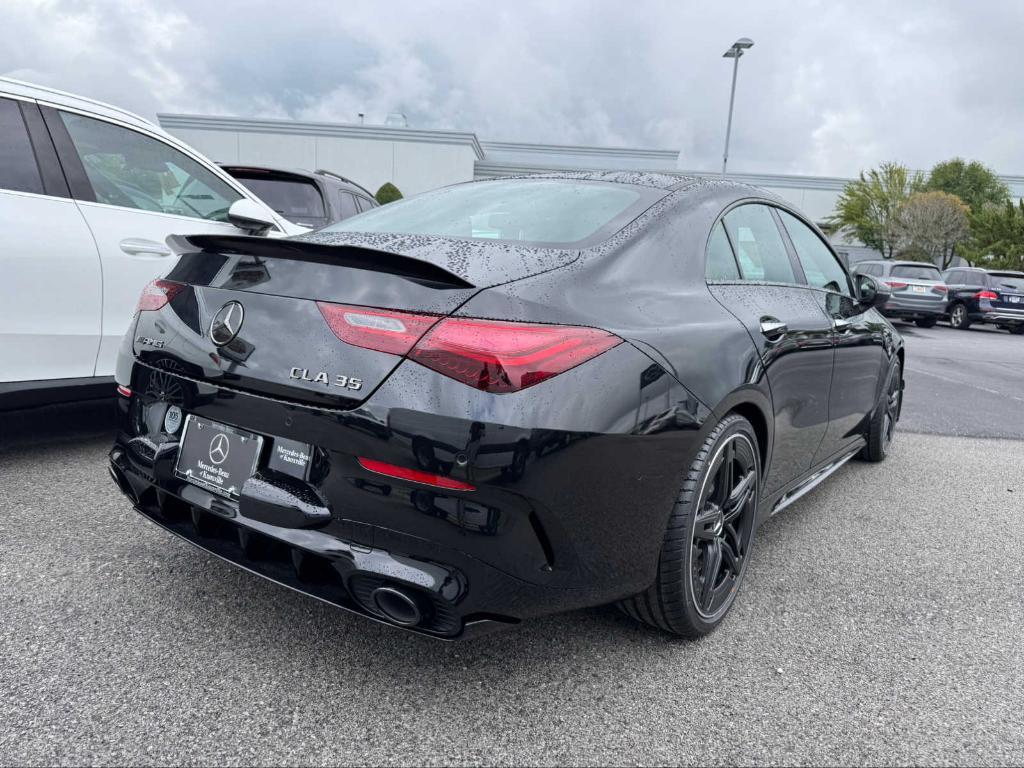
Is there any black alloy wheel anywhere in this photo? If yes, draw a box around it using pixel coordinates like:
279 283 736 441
860 360 902 462
618 414 760 637
690 432 758 620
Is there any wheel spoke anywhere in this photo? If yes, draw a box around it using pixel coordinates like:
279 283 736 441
721 526 744 571
694 503 722 540
722 469 755 522
699 538 723 610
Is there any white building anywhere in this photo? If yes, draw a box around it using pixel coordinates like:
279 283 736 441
158 113 1024 240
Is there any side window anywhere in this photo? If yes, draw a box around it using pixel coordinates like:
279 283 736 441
0 98 44 195
779 210 852 296
705 222 740 279
59 111 242 221
337 192 359 219
866 264 884 277
721 204 797 283
944 270 961 284
355 195 376 213
964 271 986 287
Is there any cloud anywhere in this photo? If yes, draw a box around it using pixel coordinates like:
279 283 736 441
3 0 1023 176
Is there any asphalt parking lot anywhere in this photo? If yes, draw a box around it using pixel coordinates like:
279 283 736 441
1 322 1023 766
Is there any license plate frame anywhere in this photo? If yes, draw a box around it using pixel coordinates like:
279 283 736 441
912 285 927 293
174 415 264 499
1009 296 1022 304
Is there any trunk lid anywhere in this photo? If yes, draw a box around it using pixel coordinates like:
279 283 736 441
132 233 573 409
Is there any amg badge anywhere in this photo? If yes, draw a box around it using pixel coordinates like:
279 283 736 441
289 367 363 391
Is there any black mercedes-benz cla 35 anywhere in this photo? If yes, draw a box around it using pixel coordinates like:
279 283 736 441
108 171 904 639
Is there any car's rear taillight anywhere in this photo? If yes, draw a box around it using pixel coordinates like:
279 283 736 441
410 317 621 393
885 280 908 289
137 279 184 312
316 302 622 393
976 290 998 300
316 302 440 356
933 285 948 294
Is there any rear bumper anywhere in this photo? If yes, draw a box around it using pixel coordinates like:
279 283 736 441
880 297 945 319
983 310 1024 325
109 345 708 638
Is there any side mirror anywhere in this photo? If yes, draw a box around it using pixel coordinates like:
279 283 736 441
227 199 276 235
857 274 891 309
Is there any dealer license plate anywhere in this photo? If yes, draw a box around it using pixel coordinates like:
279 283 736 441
174 415 264 499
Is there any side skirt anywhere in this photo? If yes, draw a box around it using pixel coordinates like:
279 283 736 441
770 448 860 516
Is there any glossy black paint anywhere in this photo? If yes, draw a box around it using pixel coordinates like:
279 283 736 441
109 172 903 638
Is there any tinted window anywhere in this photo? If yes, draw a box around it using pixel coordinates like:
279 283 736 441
706 222 739 279
944 270 962 283
990 273 1024 292
338 192 359 220
779 210 850 295
60 112 241 220
232 174 326 228
891 264 942 280
867 264 885 277
355 195 376 213
962 271 987 287
0 98 44 195
722 205 796 283
325 180 650 246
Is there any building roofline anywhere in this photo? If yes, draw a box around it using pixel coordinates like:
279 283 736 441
157 114 486 160
480 140 679 161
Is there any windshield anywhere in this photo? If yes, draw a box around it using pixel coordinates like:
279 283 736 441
991 274 1024 292
325 180 651 246
891 264 942 280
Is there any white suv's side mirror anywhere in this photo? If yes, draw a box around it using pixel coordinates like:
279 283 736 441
227 199 276 235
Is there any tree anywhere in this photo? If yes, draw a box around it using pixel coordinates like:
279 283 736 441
375 182 403 205
924 158 1009 214
827 162 923 258
960 199 1024 271
894 191 970 269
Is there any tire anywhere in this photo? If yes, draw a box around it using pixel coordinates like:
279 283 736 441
859 360 902 463
618 413 760 638
914 317 937 328
949 303 971 329
1010 326 1024 336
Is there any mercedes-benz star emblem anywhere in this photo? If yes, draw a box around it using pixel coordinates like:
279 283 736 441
209 433 230 465
209 301 244 347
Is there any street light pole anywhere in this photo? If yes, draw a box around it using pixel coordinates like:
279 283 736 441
721 37 754 177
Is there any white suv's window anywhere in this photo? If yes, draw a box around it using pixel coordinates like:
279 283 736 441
59 111 241 221
0 98 44 195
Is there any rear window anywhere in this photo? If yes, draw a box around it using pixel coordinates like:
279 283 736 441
324 180 652 247
891 264 942 280
991 274 1024 292
231 174 327 228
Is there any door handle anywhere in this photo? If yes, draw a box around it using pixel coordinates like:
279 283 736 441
119 238 172 258
759 317 788 340
834 318 854 333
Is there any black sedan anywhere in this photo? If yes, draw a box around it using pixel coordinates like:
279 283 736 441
107 172 904 639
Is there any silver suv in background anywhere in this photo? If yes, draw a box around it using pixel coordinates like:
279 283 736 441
853 260 948 327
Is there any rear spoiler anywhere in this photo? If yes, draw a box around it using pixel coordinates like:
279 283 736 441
167 234 475 289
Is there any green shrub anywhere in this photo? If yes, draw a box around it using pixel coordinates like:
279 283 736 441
375 182 403 205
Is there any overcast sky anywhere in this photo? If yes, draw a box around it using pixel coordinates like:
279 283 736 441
4 0 1023 177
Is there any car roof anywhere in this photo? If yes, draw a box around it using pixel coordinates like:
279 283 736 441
0 76 154 132
987 269 1024 276
479 170 699 191
219 164 375 197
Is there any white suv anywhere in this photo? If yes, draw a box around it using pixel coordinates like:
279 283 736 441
0 78 304 409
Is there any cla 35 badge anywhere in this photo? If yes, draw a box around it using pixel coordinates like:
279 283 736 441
289 367 363 390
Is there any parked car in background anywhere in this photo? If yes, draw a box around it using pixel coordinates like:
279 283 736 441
0 77 302 410
220 166 378 229
942 267 1024 333
852 260 948 327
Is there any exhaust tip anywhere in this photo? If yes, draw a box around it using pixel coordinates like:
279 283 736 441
371 586 424 627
